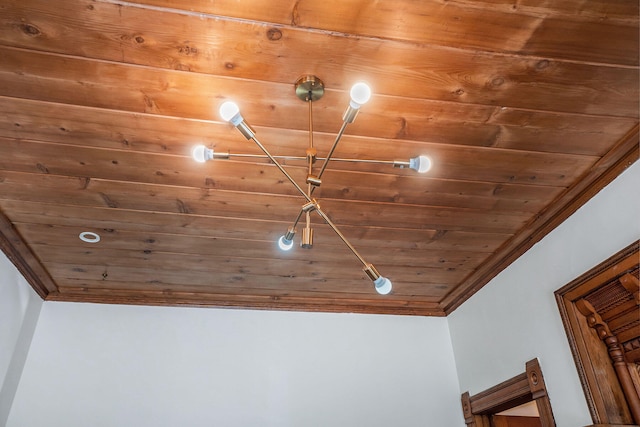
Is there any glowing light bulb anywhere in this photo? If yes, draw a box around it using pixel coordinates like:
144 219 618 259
219 101 240 122
278 235 294 251
350 82 372 106
409 155 432 173
192 145 214 163
374 276 392 295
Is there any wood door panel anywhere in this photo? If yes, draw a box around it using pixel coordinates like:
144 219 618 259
492 415 542 427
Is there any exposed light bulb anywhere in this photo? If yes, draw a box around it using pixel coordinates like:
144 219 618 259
343 82 372 123
409 155 432 173
374 276 392 295
192 145 214 163
278 227 296 251
219 101 240 122
350 82 372 106
363 264 392 295
277 235 294 251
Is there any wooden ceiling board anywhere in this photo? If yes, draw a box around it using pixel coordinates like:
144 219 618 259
0 0 637 315
1 200 513 254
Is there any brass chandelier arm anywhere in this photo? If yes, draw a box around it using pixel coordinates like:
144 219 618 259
223 152 407 167
289 101 351 242
315 120 349 181
253 130 368 267
313 204 368 268
249 135 313 204
286 207 307 237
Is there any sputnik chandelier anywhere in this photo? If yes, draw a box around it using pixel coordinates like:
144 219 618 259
192 75 431 295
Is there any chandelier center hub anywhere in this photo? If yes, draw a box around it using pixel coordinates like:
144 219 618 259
295 75 325 102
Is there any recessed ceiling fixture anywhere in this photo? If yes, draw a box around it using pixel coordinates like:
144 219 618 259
79 231 101 243
193 75 432 295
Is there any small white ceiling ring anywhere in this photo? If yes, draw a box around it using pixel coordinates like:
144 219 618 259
79 231 101 243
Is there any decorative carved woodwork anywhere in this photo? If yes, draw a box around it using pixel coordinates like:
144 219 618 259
620 273 640 304
461 358 556 427
556 241 640 426
576 298 640 423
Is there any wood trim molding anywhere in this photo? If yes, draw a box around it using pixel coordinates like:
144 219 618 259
0 207 55 299
461 358 556 427
555 241 640 426
46 285 446 316
443 124 639 314
583 425 640 427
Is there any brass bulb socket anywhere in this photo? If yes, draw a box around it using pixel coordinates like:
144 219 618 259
236 121 256 140
363 264 381 282
301 227 314 249
306 175 322 187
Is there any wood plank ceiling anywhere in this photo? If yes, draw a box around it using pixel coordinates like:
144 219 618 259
0 0 638 316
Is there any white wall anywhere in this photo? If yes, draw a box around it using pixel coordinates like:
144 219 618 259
7 302 464 427
0 252 43 426
448 161 640 427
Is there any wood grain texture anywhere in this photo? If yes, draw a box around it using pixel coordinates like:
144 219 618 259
0 0 637 315
96 0 640 65
0 209 56 297
556 241 640 424
461 359 555 426
492 416 542 427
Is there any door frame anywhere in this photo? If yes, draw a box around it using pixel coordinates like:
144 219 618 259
461 358 556 427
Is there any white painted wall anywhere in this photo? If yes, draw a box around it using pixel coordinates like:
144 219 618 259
7 302 464 427
0 252 43 425
448 161 640 427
